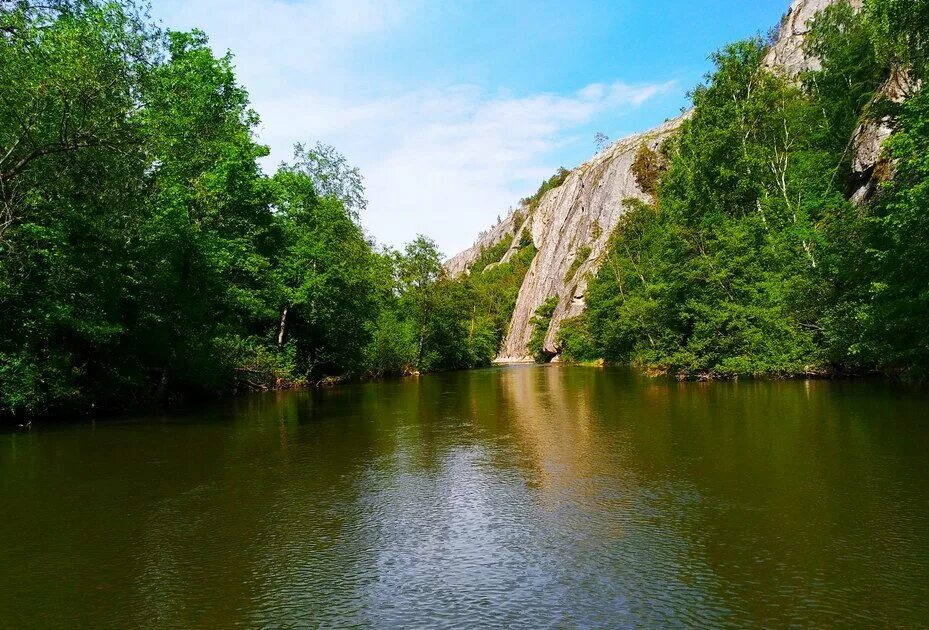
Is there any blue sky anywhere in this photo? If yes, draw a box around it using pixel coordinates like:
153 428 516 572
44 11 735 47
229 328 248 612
153 0 790 256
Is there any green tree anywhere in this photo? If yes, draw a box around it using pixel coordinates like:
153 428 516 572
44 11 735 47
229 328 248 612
286 142 367 219
271 152 378 379
582 38 862 377
866 0 929 81
0 0 155 414
854 90 929 376
395 235 443 368
0 2 396 416
133 28 275 395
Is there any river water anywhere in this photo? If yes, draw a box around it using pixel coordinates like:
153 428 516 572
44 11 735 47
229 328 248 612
2 366 928 627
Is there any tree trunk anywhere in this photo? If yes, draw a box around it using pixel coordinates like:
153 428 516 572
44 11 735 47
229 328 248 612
277 306 289 349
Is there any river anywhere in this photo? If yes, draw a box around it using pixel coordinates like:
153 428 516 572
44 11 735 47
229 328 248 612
2 366 928 627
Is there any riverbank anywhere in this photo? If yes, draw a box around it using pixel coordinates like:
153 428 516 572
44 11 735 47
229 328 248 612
3 357 910 428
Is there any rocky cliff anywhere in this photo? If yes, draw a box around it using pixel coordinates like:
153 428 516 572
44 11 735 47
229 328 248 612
499 116 686 361
448 0 886 362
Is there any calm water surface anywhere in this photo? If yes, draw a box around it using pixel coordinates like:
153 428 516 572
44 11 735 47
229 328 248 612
2 366 929 627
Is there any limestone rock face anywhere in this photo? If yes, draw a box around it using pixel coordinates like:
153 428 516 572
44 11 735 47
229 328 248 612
850 69 918 203
850 116 895 204
498 116 686 361
448 0 887 362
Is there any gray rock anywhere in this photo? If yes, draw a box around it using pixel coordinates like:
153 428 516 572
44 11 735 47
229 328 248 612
499 116 686 361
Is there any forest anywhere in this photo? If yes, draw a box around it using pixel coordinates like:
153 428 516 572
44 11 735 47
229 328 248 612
1 0 927 419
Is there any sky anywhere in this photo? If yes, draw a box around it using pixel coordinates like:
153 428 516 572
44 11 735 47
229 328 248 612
152 0 790 257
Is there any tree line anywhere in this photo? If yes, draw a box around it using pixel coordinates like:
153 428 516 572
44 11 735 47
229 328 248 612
0 0 535 418
4 0 926 418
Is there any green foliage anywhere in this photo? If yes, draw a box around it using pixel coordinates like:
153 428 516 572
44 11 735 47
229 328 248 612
841 83 929 377
0 1 505 418
585 200 677 366
0 1 155 414
804 0 888 155
392 234 539 371
271 164 380 378
865 0 929 81
582 32 882 378
134 26 277 394
466 239 536 354
564 245 592 283
812 0 929 378
5 0 929 418
361 234 524 376
216 335 304 390
556 315 598 363
521 167 571 214
285 142 367 218
631 143 667 197
394 236 447 370
575 5 929 379
365 309 417 377
471 238 510 274
528 296 559 363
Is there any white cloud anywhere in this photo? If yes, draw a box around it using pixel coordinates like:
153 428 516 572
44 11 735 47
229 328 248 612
154 0 673 256
256 81 673 255
157 0 415 92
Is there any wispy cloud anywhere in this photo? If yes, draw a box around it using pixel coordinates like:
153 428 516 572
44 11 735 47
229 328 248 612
157 0 417 91
256 81 673 253
154 0 674 255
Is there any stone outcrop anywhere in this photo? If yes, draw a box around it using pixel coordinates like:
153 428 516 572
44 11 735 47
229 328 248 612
448 0 895 362
498 116 686 361
850 68 918 203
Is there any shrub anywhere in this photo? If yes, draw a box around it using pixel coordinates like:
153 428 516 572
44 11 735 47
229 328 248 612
527 296 560 362
631 143 668 198
557 316 598 362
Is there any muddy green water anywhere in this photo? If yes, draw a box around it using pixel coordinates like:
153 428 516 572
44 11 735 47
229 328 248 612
2 366 929 627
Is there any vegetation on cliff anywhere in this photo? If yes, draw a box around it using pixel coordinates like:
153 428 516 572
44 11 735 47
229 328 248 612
560 0 929 379
520 167 571 214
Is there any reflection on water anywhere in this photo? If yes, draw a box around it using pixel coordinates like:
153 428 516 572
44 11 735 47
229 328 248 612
2 366 928 627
